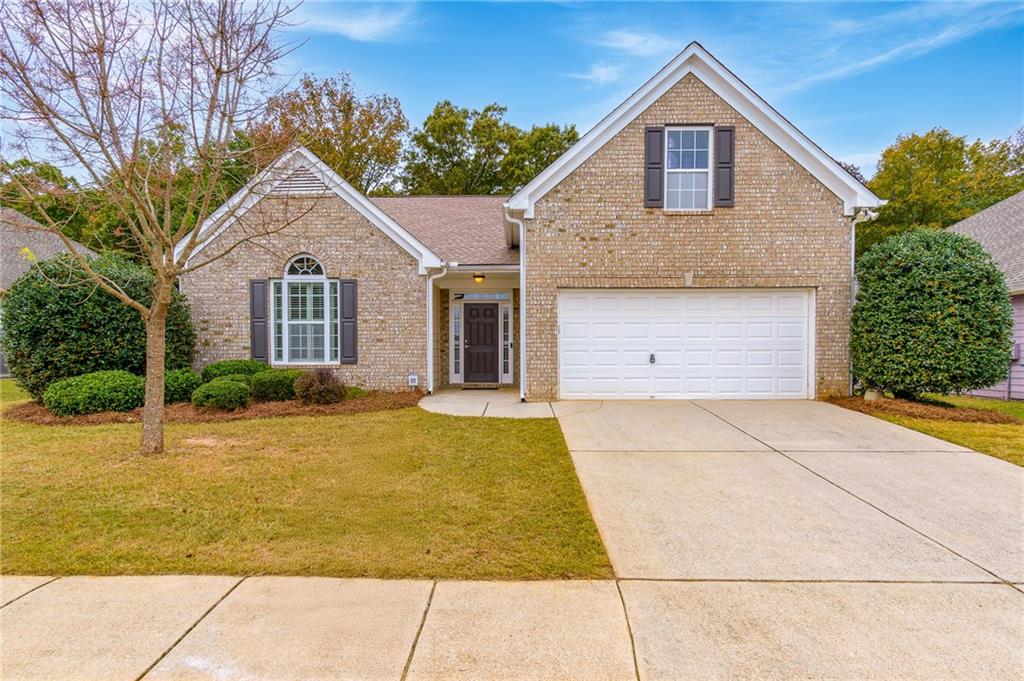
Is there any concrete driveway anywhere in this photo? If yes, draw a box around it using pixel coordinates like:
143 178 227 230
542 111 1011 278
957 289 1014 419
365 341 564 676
555 399 1024 678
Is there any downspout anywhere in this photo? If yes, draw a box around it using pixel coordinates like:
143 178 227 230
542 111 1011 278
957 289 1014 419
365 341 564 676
425 263 449 395
849 208 875 393
506 212 527 402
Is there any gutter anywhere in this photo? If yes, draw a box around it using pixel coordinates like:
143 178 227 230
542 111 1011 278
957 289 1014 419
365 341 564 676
425 263 450 394
504 207 527 402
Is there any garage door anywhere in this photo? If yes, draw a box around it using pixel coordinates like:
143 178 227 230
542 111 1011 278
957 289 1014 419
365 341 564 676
558 289 813 399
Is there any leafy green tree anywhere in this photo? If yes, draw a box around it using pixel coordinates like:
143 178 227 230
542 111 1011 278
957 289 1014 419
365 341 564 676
401 101 577 195
251 73 407 194
851 230 1013 399
858 128 1024 256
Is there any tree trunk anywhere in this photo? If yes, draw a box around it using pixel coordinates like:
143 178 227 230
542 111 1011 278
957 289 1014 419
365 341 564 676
139 284 171 455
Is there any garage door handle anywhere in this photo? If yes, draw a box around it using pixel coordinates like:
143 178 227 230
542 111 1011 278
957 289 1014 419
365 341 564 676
649 353 656 364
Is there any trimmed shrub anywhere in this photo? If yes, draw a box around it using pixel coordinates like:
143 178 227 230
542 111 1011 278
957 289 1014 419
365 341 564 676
191 380 251 410
852 229 1013 398
0 253 195 399
209 373 254 387
165 368 203 404
251 368 304 401
43 370 145 416
346 386 368 399
201 359 268 382
294 368 347 404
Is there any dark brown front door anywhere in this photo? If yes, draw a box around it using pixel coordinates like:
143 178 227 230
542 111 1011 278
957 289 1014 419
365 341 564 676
464 303 499 383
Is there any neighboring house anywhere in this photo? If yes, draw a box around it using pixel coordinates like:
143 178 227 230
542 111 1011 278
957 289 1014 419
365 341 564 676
949 190 1024 401
0 208 96 376
179 43 882 400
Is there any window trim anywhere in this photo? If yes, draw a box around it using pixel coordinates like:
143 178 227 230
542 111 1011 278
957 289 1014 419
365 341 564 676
271 255 341 366
664 126 713 212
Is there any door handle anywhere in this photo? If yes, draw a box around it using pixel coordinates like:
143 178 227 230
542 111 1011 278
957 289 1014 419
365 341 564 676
649 353 656 364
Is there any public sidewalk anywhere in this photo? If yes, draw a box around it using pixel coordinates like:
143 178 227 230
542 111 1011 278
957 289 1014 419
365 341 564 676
3 574 1022 680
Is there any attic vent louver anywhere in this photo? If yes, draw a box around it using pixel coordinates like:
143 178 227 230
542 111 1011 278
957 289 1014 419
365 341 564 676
271 166 329 195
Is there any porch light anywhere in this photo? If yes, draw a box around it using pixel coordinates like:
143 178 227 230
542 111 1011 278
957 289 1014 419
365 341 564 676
472 272 485 284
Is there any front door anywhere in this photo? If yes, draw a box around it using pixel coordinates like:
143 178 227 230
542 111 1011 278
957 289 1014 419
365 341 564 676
464 303 499 383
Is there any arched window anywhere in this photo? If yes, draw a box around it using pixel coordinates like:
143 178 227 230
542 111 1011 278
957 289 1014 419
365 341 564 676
271 255 340 364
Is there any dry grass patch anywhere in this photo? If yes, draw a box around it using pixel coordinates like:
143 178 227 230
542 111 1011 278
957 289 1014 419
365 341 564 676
829 396 1021 424
1 406 612 579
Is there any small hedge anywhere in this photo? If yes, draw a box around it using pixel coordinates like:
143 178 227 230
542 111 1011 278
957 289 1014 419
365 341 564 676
43 370 145 416
295 368 347 404
165 368 203 404
201 359 268 382
209 373 254 387
251 368 304 401
191 380 251 410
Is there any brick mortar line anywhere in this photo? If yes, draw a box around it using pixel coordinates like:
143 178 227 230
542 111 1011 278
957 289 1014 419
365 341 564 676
135 576 246 681
615 580 642 681
401 580 436 681
690 401 1022 594
0 576 61 609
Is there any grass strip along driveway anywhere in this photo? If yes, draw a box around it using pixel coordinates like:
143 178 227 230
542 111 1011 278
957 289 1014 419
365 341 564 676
1 395 611 579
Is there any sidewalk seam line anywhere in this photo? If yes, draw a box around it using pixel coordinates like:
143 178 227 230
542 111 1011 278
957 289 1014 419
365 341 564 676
0 576 61 609
616 579 642 681
401 580 436 680
135 576 246 681
691 401 1018 591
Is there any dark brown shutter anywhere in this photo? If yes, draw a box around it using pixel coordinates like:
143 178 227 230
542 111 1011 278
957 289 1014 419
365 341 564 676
340 279 357 364
644 126 665 208
249 279 268 362
714 125 735 207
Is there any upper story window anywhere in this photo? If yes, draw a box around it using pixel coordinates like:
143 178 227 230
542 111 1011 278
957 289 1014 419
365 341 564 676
665 127 712 210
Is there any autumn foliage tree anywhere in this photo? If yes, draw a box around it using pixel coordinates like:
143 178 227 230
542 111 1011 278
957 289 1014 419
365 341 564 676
0 0 301 454
858 127 1024 256
251 72 407 194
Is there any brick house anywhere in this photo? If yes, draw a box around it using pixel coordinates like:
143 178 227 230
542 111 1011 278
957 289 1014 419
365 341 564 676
179 43 882 400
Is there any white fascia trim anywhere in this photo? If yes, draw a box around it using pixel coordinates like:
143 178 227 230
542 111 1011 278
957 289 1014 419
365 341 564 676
174 146 442 273
447 264 521 272
507 42 883 218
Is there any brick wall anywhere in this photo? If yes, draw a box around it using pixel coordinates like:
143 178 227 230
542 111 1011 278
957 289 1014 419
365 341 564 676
523 73 852 400
181 194 427 391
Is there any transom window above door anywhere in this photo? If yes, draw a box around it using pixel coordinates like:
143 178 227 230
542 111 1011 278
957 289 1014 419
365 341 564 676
665 127 712 210
272 255 340 364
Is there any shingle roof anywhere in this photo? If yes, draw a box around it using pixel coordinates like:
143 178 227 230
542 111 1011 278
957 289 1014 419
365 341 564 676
371 195 518 266
1 208 96 291
948 190 1024 293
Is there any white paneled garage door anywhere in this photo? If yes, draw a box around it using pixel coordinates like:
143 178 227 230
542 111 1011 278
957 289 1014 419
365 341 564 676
558 289 813 399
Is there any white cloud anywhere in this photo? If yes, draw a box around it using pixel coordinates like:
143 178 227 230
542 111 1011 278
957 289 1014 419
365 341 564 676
565 63 624 87
594 29 680 58
294 3 415 43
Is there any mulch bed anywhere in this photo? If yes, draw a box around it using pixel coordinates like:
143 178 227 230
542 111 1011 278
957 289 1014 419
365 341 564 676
828 396 1021 424
3 391 423 426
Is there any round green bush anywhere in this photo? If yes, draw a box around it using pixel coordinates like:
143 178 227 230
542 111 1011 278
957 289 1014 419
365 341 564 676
164 368 203 404
209 373 254 387
0 253 195 399
201 359 268 382
191 380 251 410
294 368 347 404
852 229 1013 398
42 370 145 416
251 368 304 401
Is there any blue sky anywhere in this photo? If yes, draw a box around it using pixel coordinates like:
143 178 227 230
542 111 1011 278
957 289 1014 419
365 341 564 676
284 1 1023 178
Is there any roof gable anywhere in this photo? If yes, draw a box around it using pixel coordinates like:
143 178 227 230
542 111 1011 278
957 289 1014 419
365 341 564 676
176 146 442 273
948 190 1024 293
506 42 882 219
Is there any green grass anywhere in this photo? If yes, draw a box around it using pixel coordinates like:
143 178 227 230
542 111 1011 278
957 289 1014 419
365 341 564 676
0 377 28 403
0 407 612 579
876 393 1024 467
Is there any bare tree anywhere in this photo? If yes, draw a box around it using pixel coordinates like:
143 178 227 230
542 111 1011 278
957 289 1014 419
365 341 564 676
0 0 308 453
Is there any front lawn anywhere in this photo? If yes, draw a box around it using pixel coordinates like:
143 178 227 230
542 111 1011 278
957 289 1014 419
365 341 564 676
833 393 1024 467
0 402 611 579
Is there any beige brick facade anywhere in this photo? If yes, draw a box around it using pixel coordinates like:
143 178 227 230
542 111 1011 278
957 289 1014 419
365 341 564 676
523 73 853 400
182 195 427 391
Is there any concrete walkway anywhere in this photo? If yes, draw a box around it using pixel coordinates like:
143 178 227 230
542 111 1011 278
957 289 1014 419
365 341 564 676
3 573 1022 680
418 387 555 418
